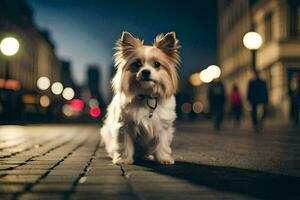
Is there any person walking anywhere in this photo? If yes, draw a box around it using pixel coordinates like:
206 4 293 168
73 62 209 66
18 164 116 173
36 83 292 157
247 71 268 132
289 73 300 126
208 78 226 131
230 84 243 126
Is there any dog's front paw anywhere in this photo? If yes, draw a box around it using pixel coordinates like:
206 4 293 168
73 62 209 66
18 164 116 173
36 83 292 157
156 155 174 165
113 156 134 165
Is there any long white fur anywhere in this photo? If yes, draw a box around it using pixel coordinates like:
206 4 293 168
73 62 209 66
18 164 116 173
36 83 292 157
100 32 180 165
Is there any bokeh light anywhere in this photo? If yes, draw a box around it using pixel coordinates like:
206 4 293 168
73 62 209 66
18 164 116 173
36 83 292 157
62 104 74 117
89 98 99 108
69 99 84 111
181 102 192 114
37 77 50 90
39 95 50 108
199 69 213 83
243 32 262 50
62 87 75 100
90 107 101 118
51 82 63 95
189 73 202 86
0 37 20 56
192 101 204 113
207 65 221 79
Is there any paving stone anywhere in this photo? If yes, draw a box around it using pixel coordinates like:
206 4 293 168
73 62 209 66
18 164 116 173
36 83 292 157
30 183 72 192
70 193 135 200
0 124 300 200
39 175 77 183
18 192 66 200
0 175 41 183
76 184 131 194
80 176 126 184
0 170 48 175
0 183 26 193
0 194 14 200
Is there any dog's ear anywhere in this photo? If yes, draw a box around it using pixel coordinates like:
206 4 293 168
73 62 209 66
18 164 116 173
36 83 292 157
115 32 143 60
154 32 180 57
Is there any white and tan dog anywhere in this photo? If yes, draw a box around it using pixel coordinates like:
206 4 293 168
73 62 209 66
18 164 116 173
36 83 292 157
100 31 180 165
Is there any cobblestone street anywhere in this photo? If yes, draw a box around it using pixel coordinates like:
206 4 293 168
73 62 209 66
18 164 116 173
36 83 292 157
0 122 299 200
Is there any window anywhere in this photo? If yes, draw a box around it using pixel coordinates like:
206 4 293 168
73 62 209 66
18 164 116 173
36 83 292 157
289 0 300 38
264 13 273 43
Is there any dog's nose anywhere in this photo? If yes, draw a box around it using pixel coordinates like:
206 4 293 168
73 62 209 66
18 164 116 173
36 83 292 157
141 70 151 79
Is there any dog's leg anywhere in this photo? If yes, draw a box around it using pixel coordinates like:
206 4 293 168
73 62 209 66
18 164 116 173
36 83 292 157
154 126 174 165
112 125 135 165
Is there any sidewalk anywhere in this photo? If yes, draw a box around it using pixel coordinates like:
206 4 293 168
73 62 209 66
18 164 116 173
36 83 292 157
0 123 299 200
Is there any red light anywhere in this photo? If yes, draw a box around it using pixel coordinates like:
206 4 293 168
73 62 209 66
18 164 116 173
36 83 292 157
69 99 84 111
90 107 101 118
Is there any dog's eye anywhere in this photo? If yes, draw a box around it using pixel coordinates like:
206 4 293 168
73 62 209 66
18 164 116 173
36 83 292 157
132 60 142 68
154 61 161 68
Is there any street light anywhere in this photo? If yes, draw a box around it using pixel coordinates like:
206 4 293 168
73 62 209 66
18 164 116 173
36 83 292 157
62 87 75 100
243 32 262 72
189 73 202 86
0 37 20 56
51 82 63 95
0 37 20 80
207 65 221 80
37 77 50 90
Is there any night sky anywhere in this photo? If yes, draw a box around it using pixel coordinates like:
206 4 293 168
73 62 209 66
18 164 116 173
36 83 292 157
27 0 217 92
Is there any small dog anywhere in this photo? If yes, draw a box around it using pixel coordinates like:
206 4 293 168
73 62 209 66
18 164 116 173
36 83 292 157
100 31 180 165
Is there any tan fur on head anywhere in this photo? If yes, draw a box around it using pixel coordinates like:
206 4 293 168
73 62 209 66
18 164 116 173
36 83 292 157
112 31 181 99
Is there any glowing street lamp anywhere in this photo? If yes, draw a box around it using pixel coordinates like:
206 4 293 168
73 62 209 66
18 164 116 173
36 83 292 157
189 73 202 86
243 32 262 50
199 69 213 83
243 31 262 72
37 77 50 90
0 37 20 80
51 82 63 95
0 37 20 56
62 87 75 100
39 95 50 108
207 65 221 80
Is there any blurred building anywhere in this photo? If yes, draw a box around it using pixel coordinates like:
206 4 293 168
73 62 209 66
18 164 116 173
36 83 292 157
0 0 62 121
80 65 106 118
218 0 300 119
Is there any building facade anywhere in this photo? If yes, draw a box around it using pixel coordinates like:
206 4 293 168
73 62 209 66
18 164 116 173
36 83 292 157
0 0 62 120
218 0 300 119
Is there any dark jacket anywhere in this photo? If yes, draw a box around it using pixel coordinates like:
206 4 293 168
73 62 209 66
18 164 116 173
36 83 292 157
208 81 226 111
247 78 268 104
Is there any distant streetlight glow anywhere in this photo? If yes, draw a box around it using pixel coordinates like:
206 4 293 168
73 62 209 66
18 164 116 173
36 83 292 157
62 87 75 100
90 107 101 118
62 104 74 117
243 32 262 50
70 99 84 111
207 65 221 79
181 102 192 114
37 77 50 90
192 101 204 113
51 82 63 95
89 98 99 108
40 95 50 107
199 69 213 83
199 65 222 83
0 37 20 56
189 73 202 86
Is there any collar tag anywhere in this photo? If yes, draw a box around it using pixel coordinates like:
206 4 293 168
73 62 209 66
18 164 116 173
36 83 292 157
147 98 158 118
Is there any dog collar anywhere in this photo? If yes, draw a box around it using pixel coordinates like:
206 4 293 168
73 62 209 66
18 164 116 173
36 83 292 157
138 95 158 118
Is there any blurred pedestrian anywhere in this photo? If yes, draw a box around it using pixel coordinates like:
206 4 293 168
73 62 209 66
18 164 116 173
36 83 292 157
208 78 226 131
230 84 243 126
247 71 268 132
289 73 300 126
